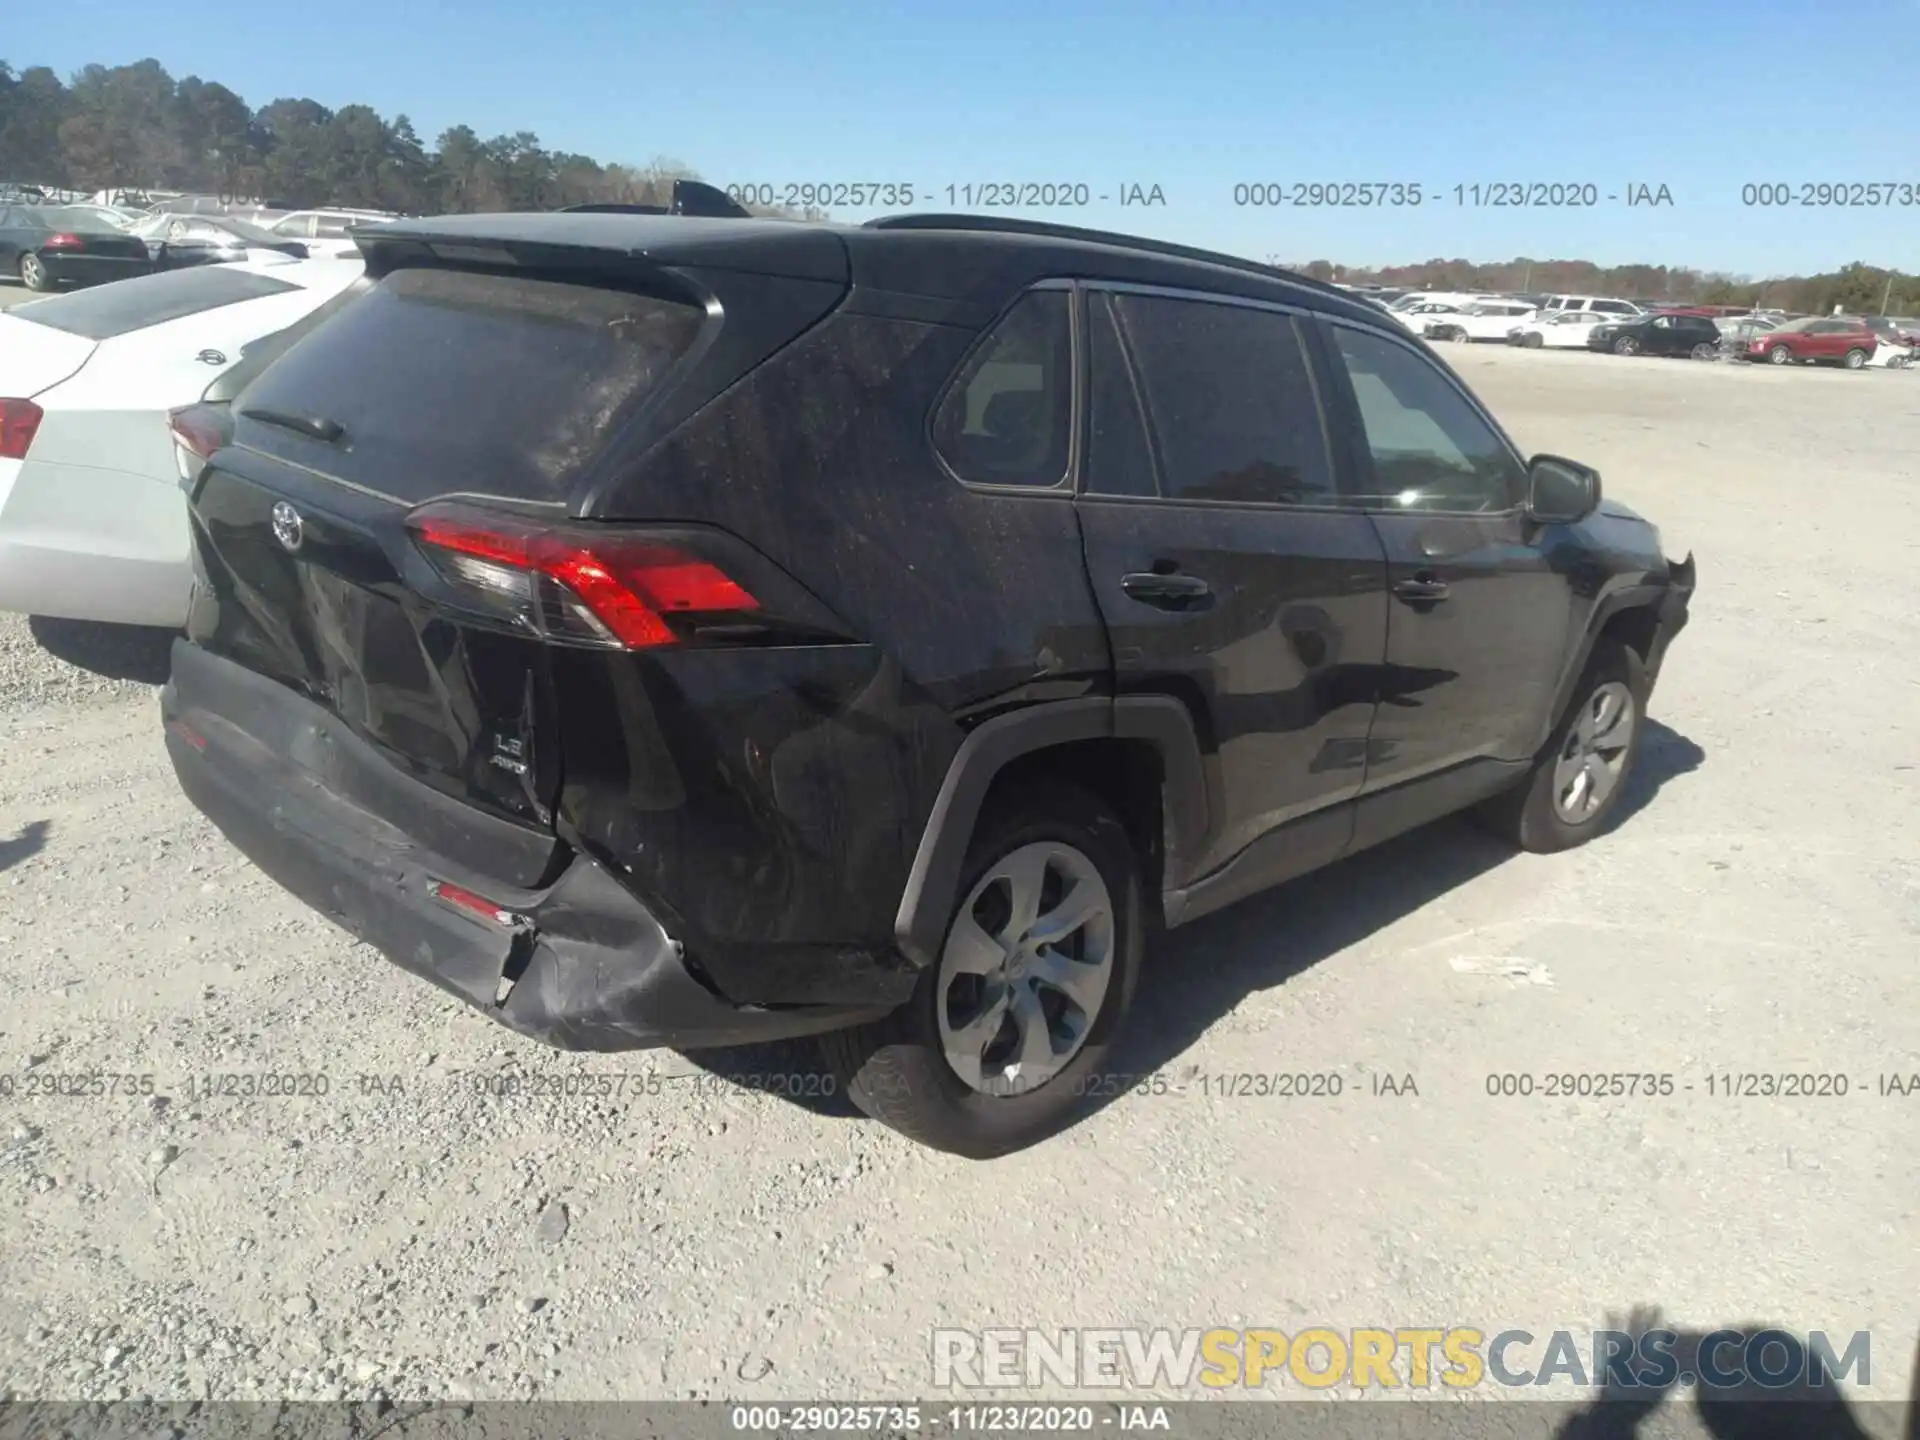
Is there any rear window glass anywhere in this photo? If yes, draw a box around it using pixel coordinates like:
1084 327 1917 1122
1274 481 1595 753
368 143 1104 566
14 266 301 340
234 267 705 500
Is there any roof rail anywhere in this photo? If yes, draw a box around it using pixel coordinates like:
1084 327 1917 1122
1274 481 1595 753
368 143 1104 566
862 213 1351 302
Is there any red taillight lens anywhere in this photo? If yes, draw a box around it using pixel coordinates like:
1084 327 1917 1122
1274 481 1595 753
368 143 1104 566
430 880 520 927
407 502 760 650
0 399 44 460
42 233 83 251
168 404 231 485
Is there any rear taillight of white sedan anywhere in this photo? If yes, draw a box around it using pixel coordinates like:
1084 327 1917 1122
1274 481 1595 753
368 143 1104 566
0 398 43 461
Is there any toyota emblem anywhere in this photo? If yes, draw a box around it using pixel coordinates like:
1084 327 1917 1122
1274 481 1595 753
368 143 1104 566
271 501 305 553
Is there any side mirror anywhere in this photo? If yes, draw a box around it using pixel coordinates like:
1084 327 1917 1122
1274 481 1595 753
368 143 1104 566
1525 454 1602 524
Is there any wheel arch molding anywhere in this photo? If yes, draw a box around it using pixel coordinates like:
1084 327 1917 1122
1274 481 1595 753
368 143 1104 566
892 695 1208 970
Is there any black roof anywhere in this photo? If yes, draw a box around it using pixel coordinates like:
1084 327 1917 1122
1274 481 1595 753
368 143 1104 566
354 210 1381 325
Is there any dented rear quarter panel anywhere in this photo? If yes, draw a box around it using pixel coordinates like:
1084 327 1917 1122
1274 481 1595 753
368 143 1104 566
573 308 1112 987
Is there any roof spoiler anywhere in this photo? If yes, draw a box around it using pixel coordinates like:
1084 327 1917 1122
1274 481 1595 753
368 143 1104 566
557 180 751 220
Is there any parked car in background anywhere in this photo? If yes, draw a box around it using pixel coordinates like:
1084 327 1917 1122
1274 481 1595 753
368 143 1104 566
1540 295 1644 319
266 208 398 258
0 256 366 627
130 213 310 270
1423 300 1538 342
147 194 237 218
1716 315 1779 350
1587 311 1724 359
55 203 144 233
1740 316 1880 368
157 211 1694 1157
0 204 153 291
1509 310 1623 349
1861 315 1920 349
87 188 183 211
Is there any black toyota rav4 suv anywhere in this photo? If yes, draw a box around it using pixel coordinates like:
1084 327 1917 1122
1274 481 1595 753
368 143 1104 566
163 212 1694 1157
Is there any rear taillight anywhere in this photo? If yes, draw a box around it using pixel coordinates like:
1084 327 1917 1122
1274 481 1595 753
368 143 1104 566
0 399 44 461
406 500 761 650
42 233 83 251
168 404 231 487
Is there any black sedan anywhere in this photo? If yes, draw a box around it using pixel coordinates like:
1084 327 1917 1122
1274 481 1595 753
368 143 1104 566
0 204 151 290
130 213 309 270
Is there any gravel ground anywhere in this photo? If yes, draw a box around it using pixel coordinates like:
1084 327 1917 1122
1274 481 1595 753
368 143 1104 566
0 345 1915 1421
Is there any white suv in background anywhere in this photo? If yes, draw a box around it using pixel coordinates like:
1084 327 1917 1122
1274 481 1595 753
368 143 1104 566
1510 310 1626 349
1387 294 1508 333
1421 300 1539 343
1540 295 1645 319
267 208 398 258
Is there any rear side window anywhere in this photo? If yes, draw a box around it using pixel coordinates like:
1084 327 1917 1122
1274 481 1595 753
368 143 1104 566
1107 292 1336 506
14 266 302 340
932 290 1072 488
234 267 705 500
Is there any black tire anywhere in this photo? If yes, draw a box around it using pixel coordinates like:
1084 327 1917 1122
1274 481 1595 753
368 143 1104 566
1690 342 1717 361
19 251 54 292
1842 347 1868 370
1767 343 1793 365
1472 642 1649 854
820 781 1144 1158
1524 332 1544 349
1612 335 1639 355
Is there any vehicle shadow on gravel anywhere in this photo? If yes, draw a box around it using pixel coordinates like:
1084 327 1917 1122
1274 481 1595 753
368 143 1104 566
0 818 50 873
28 616 176 684
673 719 1706 1128
1103 717 1706 1111
1548 1310 1914 1439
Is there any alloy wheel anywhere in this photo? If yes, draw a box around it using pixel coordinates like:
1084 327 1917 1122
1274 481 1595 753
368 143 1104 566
1552 681 1636 823
937 841 1115 1097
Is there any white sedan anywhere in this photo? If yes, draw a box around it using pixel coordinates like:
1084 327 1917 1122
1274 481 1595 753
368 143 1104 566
1421 301 1538 343
1391 299 1474 333
0 255 364 628
1507 310 1623 349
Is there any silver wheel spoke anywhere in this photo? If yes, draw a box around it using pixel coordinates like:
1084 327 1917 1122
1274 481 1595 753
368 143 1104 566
1002 846 1051 938
1585 753 1619 807
1025 877 1102 949
944 988 1010 1090
1029 947 1107 1016
1563 767 1592 814
1592 698 1633 750
1007 983 1056 1081
945 913 1006 977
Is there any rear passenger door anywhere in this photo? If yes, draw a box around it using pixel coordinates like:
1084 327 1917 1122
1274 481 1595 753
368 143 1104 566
1073 286 1391 882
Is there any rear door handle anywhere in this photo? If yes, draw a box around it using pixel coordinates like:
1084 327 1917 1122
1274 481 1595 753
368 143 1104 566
1392 575 1450 604
1121 571 1213 608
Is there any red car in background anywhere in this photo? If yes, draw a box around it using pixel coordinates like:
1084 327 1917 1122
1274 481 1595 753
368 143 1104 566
1744 316 1881 368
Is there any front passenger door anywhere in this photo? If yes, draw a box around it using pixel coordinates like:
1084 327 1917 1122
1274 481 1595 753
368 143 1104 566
1314 319 1573 835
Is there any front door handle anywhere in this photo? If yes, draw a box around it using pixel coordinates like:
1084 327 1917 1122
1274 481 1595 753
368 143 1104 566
1392 575 1450 604
1121 571 1213 609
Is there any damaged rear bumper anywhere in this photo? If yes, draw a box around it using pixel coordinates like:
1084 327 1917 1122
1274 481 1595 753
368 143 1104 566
161 640 891 1052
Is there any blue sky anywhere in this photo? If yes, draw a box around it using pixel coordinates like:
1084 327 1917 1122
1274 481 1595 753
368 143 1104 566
22 0 1918 274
